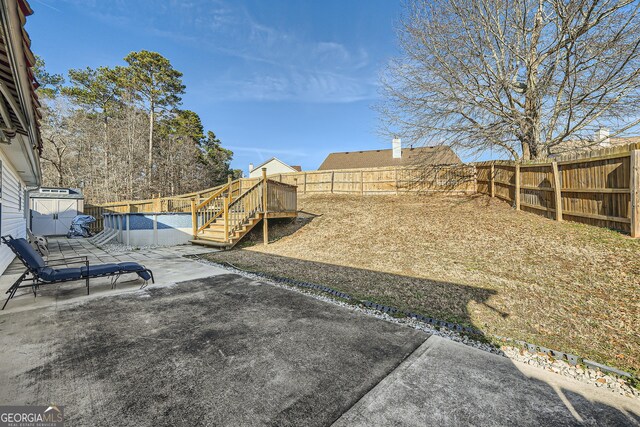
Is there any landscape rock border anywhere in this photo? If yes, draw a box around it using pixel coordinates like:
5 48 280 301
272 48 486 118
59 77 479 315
193 257 639 400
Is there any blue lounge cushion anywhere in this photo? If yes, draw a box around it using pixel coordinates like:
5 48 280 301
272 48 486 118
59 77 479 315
118 262 151 281
81 264 121 277
8 238 46 270
38 267 83 282
136 270 152 281
117 262 145 272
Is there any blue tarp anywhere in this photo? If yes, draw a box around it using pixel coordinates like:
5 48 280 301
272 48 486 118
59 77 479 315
67 215 96 238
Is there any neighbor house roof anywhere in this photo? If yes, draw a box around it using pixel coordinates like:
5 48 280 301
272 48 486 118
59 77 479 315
318 146 461 170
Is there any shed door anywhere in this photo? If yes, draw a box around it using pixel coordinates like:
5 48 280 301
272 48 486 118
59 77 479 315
31 199 57 235
56 199 78 234
31 199 79 236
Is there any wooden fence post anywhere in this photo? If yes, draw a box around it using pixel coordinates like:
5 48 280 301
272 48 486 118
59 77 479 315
303 172 307 194
360 170 364 195
473 165 478 194
631 150 640 237
490 164 495 197
330 171 335 193
551 161 563 221
514 164 520 210
190 199 197 238
262 168 268 245
395 168 399 195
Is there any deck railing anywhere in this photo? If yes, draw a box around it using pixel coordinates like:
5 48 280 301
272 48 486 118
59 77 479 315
267 179 297 212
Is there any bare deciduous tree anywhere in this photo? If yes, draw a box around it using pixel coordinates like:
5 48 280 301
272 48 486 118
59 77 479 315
381 0 640 160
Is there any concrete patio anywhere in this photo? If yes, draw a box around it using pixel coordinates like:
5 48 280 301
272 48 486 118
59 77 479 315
0 238 223 313
0 238 638 425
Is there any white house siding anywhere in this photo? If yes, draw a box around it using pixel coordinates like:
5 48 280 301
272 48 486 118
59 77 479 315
0 151 28 274
249 159 297 178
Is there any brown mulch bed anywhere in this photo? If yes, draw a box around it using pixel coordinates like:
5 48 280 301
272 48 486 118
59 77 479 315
204 194 640 375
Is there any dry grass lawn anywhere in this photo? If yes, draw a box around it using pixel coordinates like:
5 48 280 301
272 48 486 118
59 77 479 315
205 194 640 375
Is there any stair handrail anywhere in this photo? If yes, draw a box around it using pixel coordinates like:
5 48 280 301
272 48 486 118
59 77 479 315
224 179 264 241
193 178 233 235
195 182 228 211
227 180 263 211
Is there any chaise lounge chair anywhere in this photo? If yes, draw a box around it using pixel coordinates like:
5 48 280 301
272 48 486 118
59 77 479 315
1 235 154 310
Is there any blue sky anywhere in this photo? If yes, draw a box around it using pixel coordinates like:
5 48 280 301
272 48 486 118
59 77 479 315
28 0 410 173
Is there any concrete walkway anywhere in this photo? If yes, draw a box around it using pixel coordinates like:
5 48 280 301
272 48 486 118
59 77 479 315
334 335 640 426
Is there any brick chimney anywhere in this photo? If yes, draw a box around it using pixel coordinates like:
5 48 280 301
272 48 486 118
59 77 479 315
595 127 610 147
392 138 402 159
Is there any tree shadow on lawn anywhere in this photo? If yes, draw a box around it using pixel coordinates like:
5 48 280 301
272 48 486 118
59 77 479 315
207 249 504 330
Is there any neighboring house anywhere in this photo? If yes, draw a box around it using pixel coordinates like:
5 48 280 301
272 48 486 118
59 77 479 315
318 138 461 170
30 188 84 236
0 0 43 273
549 127 640 157
248 157 301 178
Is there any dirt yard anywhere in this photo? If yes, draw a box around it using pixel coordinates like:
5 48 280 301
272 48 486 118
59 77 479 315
205 194 640 376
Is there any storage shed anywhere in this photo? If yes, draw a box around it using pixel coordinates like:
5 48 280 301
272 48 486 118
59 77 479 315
30 188 84 236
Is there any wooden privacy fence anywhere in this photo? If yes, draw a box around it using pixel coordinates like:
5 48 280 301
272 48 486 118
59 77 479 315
476 143 640 237
265 164 477 195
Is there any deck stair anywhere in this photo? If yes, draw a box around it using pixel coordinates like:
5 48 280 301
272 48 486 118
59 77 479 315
190 169 297 249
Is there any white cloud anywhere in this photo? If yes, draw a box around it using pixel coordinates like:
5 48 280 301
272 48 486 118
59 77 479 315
63 0 376 103
214 70 378 104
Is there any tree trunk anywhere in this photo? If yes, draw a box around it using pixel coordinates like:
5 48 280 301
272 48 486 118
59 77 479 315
523 91 543 159
148 100 154 189
103 115 109 191
521 5 545 161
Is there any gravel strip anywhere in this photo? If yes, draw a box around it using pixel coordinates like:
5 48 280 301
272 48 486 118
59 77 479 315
101 243 165 253
194 257 640 400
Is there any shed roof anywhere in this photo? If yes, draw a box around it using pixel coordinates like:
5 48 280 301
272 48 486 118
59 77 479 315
318 146 460 170
30 187 83 199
